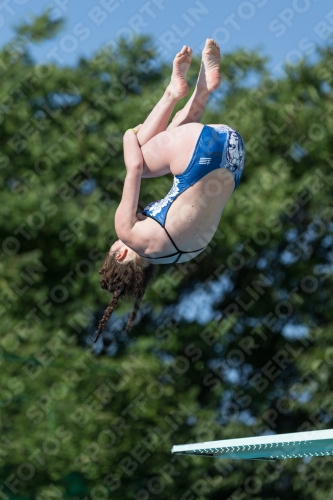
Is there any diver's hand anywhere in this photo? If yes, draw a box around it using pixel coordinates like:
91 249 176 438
124 124 142 136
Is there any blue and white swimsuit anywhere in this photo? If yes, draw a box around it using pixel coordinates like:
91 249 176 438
138 124 245 264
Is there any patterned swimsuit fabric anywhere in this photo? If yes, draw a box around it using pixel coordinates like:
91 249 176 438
138 124 246 264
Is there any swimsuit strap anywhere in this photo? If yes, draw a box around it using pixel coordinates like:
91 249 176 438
163 226 181 252
137 250 180 259
136 208 209 262
163 226 207 254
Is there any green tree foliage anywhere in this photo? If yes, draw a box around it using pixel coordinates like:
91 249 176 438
1 13 333 500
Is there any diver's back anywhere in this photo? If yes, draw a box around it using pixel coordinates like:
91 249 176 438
149 122 236 252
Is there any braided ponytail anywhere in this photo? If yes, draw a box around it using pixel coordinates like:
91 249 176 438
125 295 143 332
94 252 155 343
93 286 124 342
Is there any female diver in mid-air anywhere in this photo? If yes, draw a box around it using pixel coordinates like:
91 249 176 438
94 39 245 342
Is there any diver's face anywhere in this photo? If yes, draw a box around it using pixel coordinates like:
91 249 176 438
109 239 150 267
110 240 124 253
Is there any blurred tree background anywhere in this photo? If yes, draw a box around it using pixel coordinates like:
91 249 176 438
1 12 333 500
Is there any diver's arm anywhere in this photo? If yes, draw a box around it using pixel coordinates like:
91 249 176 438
123 129 143 170
114 131 143 242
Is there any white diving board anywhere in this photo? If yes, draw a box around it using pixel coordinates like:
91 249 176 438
172 429 333 461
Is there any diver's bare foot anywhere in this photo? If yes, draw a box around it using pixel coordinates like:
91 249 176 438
199 38 221 93
167 45 192 100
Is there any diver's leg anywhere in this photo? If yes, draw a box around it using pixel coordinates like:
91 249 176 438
140 124 203 178
136 45 192 147
138 39 221 178
167 38 221 129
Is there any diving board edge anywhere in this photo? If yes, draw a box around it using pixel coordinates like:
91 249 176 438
172 428 333 460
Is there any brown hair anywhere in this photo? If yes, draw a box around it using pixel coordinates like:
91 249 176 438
93 252 155 342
